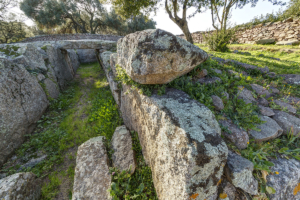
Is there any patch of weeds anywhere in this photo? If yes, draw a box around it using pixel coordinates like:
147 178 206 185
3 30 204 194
108 131 158 200
229 130 300 195
41 172 62 200
0 45 21 57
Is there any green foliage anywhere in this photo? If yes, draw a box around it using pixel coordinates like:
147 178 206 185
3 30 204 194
203 29 236 52
0 18 27 43
0 45 20 56
108 131 158 200
41 172 62 200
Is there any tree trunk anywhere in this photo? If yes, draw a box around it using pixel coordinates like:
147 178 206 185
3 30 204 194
181 21 194 44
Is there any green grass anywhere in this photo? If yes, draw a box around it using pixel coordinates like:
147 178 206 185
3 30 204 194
197 44 300 74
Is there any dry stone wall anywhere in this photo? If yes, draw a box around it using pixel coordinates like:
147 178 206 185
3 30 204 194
178 17 300 44
20 33 123 43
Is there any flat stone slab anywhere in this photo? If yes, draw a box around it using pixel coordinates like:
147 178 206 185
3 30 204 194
272 110 300 136
273 100 297 114
117 29 208 84
255 38 275 44
219 120 249 149
198 77 222 85
120 84 228 199
259 105 275 116
251 84 271 98
225 151 258 195
276 40 300 45
72 136 111 200
267 158 300 200
0 172 41 200
212 95 224 110
111 126 136 174
280 74 300 85
237 86 256 104
249 116 283 142
283 96 300 105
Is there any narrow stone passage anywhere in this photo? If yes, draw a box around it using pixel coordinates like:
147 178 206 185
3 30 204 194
0 62 122 199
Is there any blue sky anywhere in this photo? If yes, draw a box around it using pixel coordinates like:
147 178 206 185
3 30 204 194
151 0 289 35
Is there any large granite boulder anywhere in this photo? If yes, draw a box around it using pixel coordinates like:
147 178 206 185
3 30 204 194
72 136 111 200
117 29 208 84
267 158 300 200
0 59 48 167
120 85 227 199
0 172 41 200
111 126 136 174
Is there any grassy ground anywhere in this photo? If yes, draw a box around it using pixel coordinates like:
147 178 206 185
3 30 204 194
197 44 300 74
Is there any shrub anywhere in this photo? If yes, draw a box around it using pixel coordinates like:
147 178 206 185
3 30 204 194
203 29 236 52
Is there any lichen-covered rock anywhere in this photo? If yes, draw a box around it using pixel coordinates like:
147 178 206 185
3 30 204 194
0 59 48 167
237 86 256 104
283 96 300 105
251 84 271 98
120 84 228 199
0 172 41 200
249 116 283 142
257 97 269 106
111 126 136 174
117 29 208 84
272 110 300 136
267 158 300 200
198 77 222 85
212 95 224 110
219 120 249 150
273 100 297 114
100 52 121 106
23 44 48 72
280 74 300 85
258 105 275 116
44 78 60 99
225 151 258 195
72 136 111 200
219 180 236 200
67 49 80 72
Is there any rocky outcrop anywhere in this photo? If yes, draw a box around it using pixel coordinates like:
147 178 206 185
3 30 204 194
111 126 136 174
117 29 208 84
73 136 111 200
0 59 48 167
225 151 258 195
120 84 227 199
267 158 300 200
0 172 41 200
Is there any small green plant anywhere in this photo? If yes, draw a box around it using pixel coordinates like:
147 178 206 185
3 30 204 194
108 131 158 200
41 173 62 200
203 29 236 52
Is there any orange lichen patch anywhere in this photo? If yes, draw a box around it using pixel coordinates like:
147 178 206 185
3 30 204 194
190 193 199 199
217 179 222 186
219 193 228 199
293 183 300 196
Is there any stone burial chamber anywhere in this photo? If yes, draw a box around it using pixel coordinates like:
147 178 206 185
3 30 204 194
0 39 117 170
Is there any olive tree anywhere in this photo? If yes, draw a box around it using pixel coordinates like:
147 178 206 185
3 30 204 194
111 0 209 44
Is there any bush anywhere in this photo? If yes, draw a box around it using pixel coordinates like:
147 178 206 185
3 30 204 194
203 29 236 52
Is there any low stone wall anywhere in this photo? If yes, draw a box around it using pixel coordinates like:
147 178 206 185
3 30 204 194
20 34 123 43
178 17 300 44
